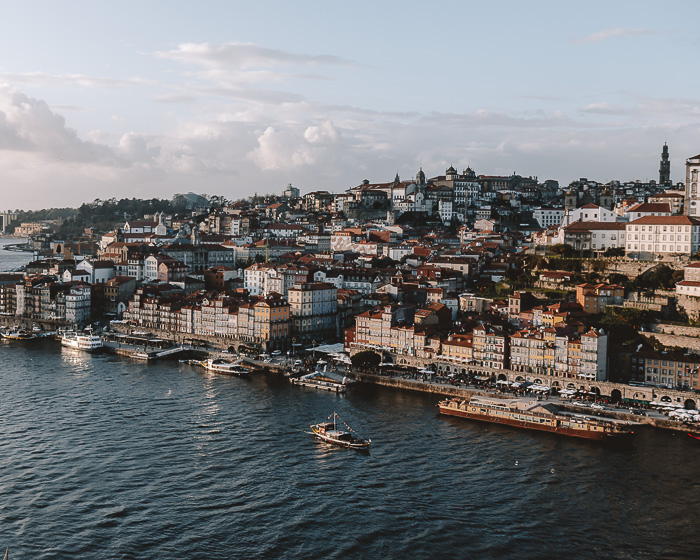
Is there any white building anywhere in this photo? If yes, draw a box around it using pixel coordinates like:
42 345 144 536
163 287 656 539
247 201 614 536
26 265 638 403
65 284 92 325
562 204 619 227
685 152 700 217
533 207 564 228
625 216 700 258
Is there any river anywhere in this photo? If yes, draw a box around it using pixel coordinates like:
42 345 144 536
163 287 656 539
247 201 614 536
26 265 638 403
1 246 699 559
0 340 699 559
0 237 32 272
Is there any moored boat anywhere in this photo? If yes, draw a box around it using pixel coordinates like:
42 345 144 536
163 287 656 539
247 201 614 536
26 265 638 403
201 358 249 375
438 396 636 440
60 330 104 352
291 370 348 392
1 327 37 341
309 412 371 449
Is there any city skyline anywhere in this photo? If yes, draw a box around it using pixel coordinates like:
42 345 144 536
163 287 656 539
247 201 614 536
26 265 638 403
1 0 699 210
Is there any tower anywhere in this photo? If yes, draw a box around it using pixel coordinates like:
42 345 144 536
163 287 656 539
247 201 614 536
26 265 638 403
598 186 614 211
416 167 426 186
660 143 671 186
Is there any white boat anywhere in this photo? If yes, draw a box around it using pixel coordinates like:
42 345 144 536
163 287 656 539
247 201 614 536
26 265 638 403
291 370 348 392
1 327 37 341
60 330 104 352
201 358 249 375
309 412 371 450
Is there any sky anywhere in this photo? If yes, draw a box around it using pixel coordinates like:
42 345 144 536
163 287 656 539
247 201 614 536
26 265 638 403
1 0 699 210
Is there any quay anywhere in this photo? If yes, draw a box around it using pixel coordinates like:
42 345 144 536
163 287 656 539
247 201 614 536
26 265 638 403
5 319 697 436
349 371 700 435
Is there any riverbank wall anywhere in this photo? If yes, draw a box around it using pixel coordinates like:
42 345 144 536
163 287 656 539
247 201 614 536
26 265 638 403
352 372 700 434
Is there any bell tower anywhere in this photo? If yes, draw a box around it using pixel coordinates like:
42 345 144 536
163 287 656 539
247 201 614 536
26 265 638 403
660 143 671 186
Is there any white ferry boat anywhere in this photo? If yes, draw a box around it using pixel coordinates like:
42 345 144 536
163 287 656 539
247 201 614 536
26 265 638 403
201 358 249 375
60 330 104 352
291 370 348 393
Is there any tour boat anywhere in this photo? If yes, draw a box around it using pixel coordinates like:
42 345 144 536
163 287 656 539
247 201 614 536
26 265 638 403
290 370 348 392
309 412 371 450
438 396 636 440
1 328 37 341
201 358 249 375
60 330 104 352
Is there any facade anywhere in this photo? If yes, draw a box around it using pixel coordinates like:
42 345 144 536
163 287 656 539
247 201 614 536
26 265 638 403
576 283 624 314
533 207 564 228
472 325 508 370
288 282 338 344
624 215 700 258
686 152 700 217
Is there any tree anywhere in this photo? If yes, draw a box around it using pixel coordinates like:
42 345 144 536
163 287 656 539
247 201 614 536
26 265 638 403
350 351 381 370
604 247 625 257
550 244 575 258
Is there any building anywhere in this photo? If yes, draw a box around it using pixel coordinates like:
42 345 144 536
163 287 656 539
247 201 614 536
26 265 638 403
576 283 624 314
533 207 564 228
472 324 508 370
561 222 627 253
685 152 700 217
625 215 700 258
288 282 338 344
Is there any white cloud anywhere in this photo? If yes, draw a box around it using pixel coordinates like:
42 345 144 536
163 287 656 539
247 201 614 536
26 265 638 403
154 42 353 70
0 85 120 163
0 72 154 89
574 28 655 45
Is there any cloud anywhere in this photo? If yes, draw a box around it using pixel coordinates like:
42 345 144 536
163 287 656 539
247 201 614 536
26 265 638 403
4 81 700 211
579 102 630 115
153 93 197 104
0 72 154 89
154 42 354 70
573 28 655 45
0 84 120 163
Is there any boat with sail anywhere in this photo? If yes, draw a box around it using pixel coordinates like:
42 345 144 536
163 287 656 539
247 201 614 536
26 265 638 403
309 412 371 449
438 396 636 440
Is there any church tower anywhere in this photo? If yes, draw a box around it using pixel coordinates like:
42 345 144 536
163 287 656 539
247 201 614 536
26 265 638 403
598 186 614 210
416 167 426 186
660 143 671 186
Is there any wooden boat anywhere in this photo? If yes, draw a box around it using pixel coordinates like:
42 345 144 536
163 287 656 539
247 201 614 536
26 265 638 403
439 396 636 441
310 412 371 450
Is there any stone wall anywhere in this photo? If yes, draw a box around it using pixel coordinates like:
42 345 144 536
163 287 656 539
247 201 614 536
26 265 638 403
675 295 700 321
649 323 700 337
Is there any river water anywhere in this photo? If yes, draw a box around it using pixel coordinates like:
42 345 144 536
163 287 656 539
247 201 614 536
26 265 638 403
1 248 700 559
0 237 32 272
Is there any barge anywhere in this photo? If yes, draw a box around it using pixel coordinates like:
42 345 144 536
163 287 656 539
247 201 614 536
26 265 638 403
438 396 636 440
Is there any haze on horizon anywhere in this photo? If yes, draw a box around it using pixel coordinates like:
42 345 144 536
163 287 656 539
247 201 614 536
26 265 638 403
0 0 698 211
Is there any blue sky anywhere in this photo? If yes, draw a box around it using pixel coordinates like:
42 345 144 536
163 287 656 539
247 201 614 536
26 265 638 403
0 0 698 209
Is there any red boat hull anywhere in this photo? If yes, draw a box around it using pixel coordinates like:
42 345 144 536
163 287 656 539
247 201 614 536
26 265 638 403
439 404 634 441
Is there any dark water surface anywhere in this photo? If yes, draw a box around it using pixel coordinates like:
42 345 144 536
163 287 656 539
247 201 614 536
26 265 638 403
1 341 699 559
